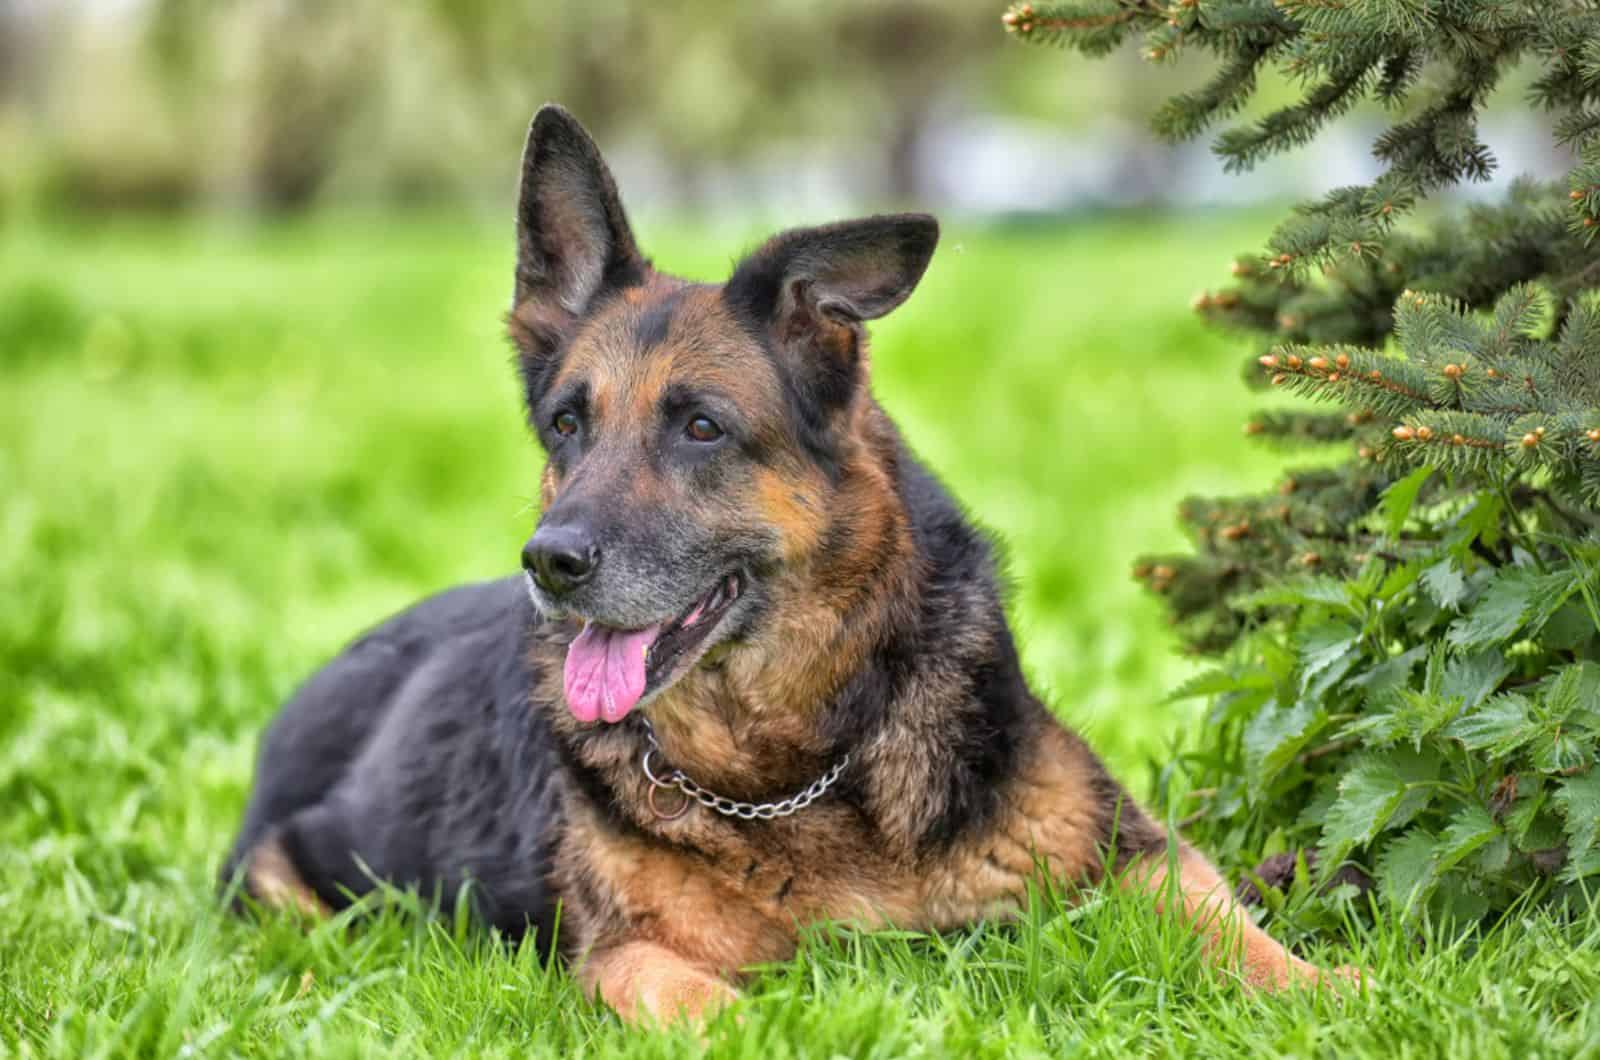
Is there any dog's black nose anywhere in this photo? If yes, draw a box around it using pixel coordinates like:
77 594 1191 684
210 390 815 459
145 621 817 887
523 525 600 596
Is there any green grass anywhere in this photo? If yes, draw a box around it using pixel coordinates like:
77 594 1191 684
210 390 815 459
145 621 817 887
3 210 1598 1057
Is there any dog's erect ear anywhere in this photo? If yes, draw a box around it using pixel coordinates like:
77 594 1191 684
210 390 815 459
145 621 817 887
724 214 938 412
512 104 645 322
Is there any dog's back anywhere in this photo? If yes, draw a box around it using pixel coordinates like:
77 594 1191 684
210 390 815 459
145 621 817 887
224 577 562 944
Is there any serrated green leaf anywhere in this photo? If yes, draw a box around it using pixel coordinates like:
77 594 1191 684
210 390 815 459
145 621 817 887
1377 828 1437 912
1447 568 1540 650
1524 570 1585 633
1421 560 1469 611
1472 833 1512 875
1166 667 1264 702
1236 578 1357 613
1321 750 1440 861
1243 700 1328 783
1504 781 1546 846
1446 492 1503 555
1382 465 1433 540
1378 558 1424 602
1297 622 1360 699
1553 770 1600 865
1543 663 1600 724
1444 692 1535 755
1392 689 1465 748
1559 847 1600 884
1338 698 1406 748
1351 644 1427 697
1531 731 1592 775
1439 649 1510 710
1543 601 1599 651
1435 803 1500 873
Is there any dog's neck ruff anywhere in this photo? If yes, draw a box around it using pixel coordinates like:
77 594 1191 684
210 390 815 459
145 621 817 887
636 716 850 821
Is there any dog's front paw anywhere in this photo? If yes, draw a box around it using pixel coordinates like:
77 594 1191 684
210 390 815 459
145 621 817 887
1283 956 1367 995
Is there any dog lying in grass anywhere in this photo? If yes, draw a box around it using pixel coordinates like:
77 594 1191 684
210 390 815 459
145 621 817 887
225 104 1356 1023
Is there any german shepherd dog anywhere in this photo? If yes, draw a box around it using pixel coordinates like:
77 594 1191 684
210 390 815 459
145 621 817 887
225 105 1354 1022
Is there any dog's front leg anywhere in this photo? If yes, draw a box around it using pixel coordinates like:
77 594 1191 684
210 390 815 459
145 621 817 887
1124 843 1361 991
580 939 738 1025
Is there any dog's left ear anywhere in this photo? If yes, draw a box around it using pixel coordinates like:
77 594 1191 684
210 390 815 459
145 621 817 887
509 106 647 399
725 214 938 411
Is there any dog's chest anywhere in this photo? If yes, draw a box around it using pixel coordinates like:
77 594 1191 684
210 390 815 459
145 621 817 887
557 802 934 971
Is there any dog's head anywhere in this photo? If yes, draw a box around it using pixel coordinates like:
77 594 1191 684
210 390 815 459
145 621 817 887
510 105 937 726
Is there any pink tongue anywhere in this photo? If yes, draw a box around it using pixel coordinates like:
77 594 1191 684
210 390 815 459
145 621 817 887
563 621 661 724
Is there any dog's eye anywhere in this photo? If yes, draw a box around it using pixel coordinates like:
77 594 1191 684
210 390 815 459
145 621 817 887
553 411 579 437
685 415 723 443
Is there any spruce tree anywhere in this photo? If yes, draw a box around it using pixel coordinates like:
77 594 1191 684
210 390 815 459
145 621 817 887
1007 0 1600 921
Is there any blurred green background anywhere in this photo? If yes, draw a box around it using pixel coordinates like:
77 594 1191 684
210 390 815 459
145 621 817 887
0 2 1583 1053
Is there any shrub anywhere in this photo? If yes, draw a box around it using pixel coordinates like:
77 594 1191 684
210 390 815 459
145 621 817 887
1006 0 1600 918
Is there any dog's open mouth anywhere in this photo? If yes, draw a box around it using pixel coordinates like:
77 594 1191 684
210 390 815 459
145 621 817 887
561 573 744 724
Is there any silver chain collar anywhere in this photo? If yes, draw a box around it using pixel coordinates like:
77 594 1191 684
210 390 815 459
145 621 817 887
636 716 850 821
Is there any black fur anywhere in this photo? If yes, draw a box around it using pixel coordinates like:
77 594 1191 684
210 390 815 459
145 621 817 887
223 579 563 946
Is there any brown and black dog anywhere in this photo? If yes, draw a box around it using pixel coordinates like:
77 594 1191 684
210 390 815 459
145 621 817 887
224 104 1355 1023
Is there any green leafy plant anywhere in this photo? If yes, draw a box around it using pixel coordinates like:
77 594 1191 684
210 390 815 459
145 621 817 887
1007 0 1600 918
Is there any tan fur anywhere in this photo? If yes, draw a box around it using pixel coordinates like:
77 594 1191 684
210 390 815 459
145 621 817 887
245 833 331 920
552 717 1348 1024
1124 847 1361 990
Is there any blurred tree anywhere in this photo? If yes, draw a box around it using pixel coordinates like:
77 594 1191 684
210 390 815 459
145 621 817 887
18 0 1007 212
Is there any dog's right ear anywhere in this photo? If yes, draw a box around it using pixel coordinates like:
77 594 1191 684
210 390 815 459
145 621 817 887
509 105 646 386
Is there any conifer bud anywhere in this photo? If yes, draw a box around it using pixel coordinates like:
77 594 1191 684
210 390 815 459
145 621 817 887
1358 446 1375 460
1368 370 1383 381
1452 434 1466 446
1133 562 1152 578
1335 353 1350 370
1308 356 1328 370
1300 552 1321 567
1522 432 1539 448
1587 429 1600 443
1286 355 1302 369
1415 426 1433 441
1221 523 1249 541
1259 354 1280 369
1271 373 1287 386
1152 565 1175 580
1392 426 1415 441
1443 363 1462 379
1231 260 1250 276
1191 292 1212 311
1244 421 1264 435
1328 372 1341 382
1574 190 1585 201
1486 368 1499 378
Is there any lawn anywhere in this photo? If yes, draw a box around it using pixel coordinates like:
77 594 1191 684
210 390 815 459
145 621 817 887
3 210 1597 1057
